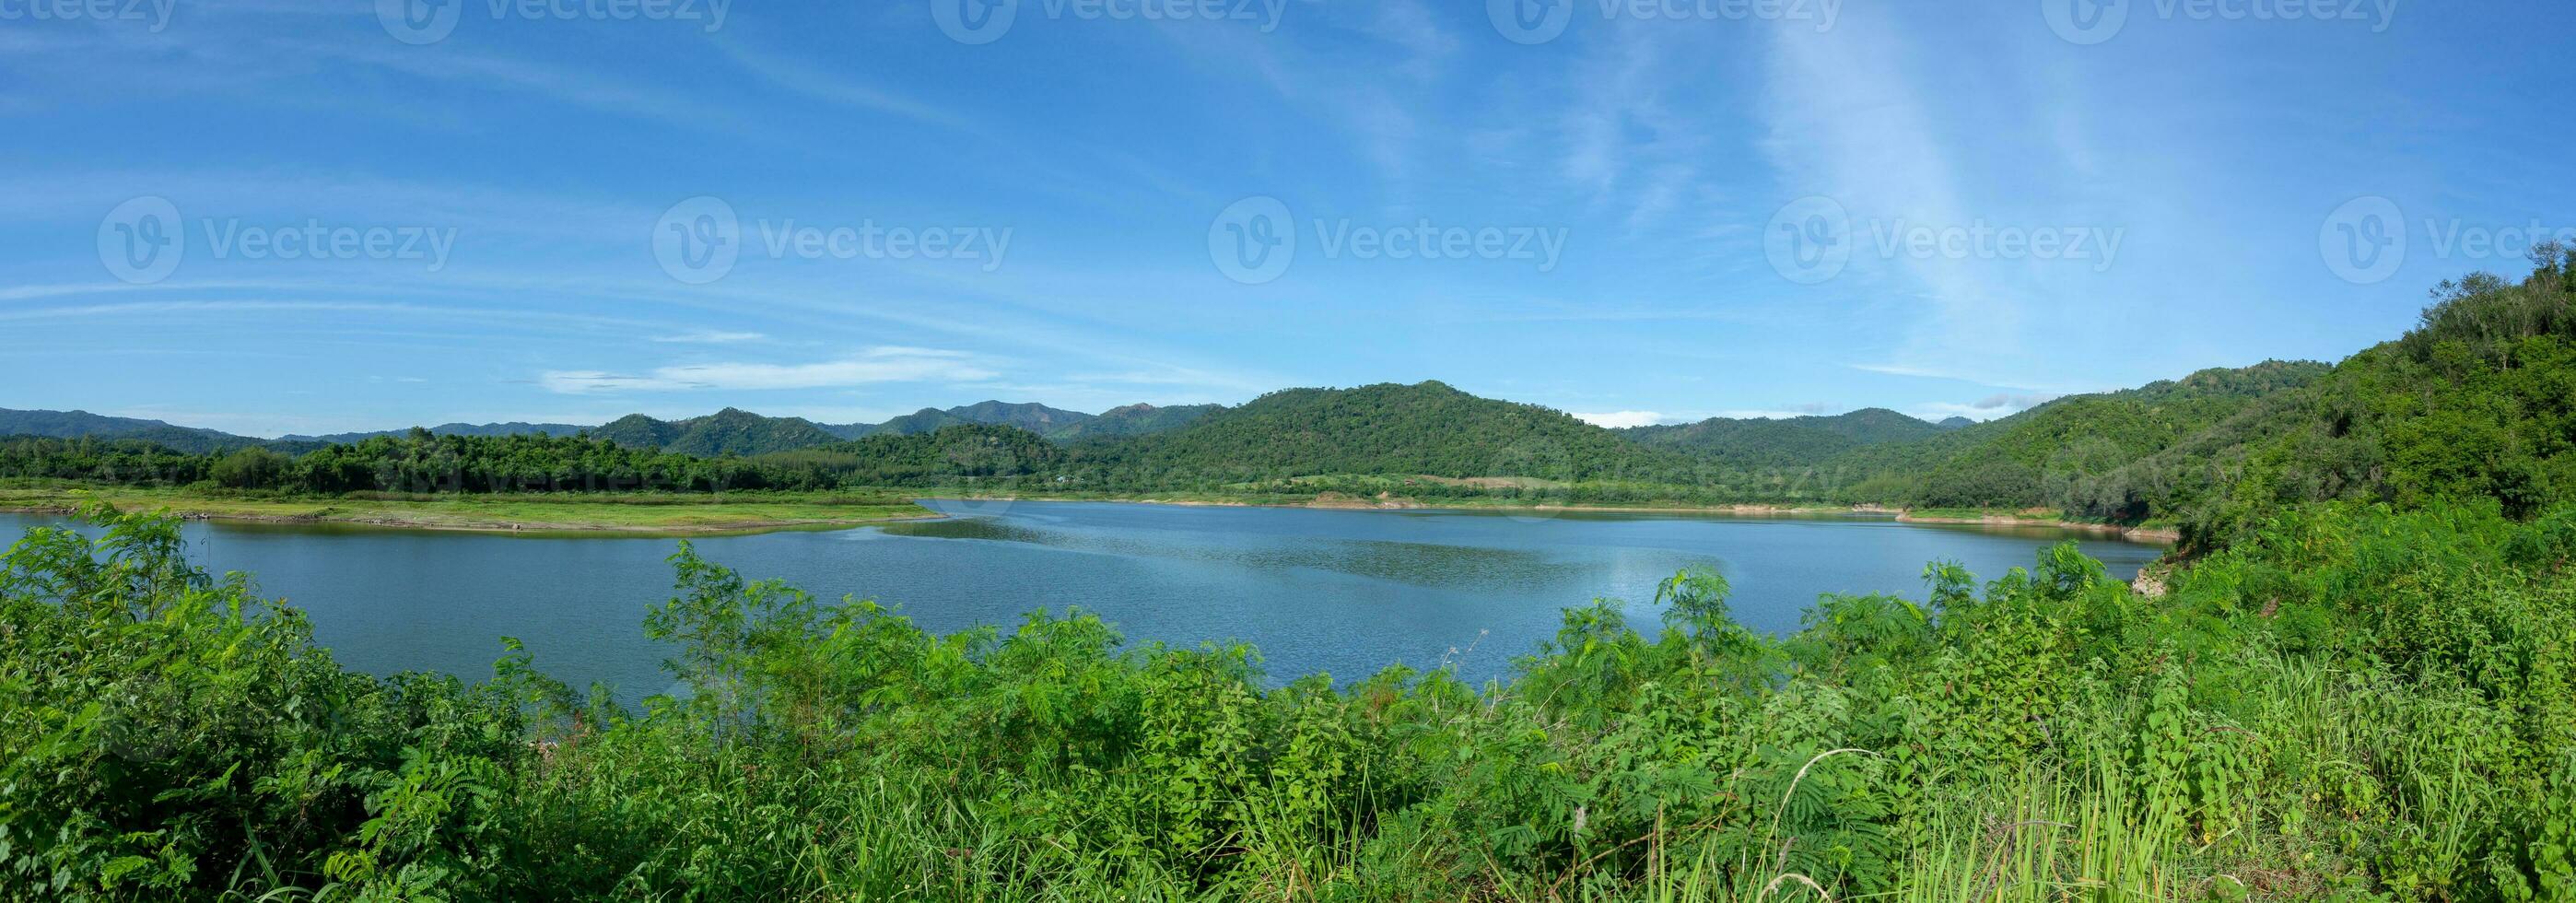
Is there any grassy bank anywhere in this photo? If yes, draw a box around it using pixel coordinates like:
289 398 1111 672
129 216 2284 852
0 481 2176 544
6 501 2569 899
0 485 932 534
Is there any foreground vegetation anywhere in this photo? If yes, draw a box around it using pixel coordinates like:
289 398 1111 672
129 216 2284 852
4 498 2570 900
6 258 2575 897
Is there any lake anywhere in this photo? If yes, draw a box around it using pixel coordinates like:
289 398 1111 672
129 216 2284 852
0 501 2163 695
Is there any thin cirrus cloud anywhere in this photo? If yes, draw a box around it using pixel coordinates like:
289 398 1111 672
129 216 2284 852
540 347 997 394
650 330 767 344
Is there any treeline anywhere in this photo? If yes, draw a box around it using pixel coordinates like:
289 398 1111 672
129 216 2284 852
0 425 1082 496
0 436 214 485
1775 248 2576 548
1 429 813 494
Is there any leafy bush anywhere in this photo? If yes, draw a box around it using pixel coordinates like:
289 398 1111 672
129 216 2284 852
6 499 2574 900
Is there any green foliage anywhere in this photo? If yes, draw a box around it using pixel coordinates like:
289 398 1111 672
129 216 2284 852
1068 380 1700 487
1622 407 1950 467
589 407 844 457
10 498 2576 899
0 504 526 899
12 260 2576 898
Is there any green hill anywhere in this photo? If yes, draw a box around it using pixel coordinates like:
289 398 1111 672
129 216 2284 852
756 423 1069 486
825 401 1103 440
1046 403 1223 440
1807 360 2329 514
1080 381 1690 484
591 408 843 457
0 408 290 455
1622 407 1948 468
283 421 594 444
2079 257 2576 545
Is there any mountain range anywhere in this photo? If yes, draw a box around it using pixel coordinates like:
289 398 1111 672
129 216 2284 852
4 395 1961 463
214 400 1217 452
10 238 2570 556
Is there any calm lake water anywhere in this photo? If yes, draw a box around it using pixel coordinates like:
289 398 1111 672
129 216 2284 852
0 501 2161 694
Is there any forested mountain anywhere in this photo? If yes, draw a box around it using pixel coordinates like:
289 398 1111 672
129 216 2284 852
1045 403 1224 440
757 423 1069 487
1075 381 1692 484
1809 252 2576 548
591 408 843 457
2 399 1212 458
282 421 594 444
2078 258 2576 545
952 400 1095 435
1828 359 2334 512
830 401 1094 440
0 408 290 454
1621 407 1949 467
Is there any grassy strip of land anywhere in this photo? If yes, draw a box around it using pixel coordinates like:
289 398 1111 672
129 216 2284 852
0 481 2172 542
0 485 934 534
924 486 2181 542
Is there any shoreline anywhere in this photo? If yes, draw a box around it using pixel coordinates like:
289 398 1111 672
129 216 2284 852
1891 510 2182 544
0 489 940 536
2 487 2175 544
934 494 2180 544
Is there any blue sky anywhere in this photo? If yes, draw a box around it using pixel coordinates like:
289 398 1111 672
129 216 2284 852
2 0 2568 437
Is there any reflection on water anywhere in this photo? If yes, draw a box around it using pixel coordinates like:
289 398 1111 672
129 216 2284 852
0 501 2163 697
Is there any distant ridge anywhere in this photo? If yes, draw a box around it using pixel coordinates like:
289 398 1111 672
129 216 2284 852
1095 381 1685 481
830 401 1101 440
590 408 841 457
1048 403 1223 440
0 408 294 455
1620 407 1949 468
283 422 595 444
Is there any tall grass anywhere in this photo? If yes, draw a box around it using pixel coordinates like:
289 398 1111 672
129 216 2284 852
4 501 2571 900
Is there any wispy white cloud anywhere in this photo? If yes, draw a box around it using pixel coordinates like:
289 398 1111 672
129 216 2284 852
650 330 767 344
540 346 997 394
1761 18 2004 369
